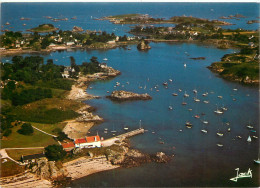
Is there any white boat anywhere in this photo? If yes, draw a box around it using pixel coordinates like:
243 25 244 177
169 106 173 110
201 129 208 133
214 105 223 114
111 125 117 133
252 136 258 139
247 135 252 142
233 88 238 91
172 93 178 96
178 89 182 92
218 96 223 99
227 128 231 132
194 98 200 102
254 159 260 164
217 144 223 147
246 121 254 129
230 168 252 182
217 132 224 137
124 126 129 130
193 89 198 93
103 58 108 61
202 120 209 124
184 63 187 68
203 100 209 104
186 121 192 128
169 79 173 82
184 91 189 98
221 105 228 111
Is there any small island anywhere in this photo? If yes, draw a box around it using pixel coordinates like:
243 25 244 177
101 14 233 25
27 24 58 33
107 90 152 101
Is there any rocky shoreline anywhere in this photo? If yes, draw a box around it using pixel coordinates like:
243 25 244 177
107 90 152 101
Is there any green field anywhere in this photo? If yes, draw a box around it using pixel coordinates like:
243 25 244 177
6 148 44 161
1 123 58 148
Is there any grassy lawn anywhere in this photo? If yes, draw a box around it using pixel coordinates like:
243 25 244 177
8 98 82 124
6 149 44 161
1 124 58 148
0 159 25 177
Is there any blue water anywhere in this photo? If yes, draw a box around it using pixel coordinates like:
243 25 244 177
1 3 259 187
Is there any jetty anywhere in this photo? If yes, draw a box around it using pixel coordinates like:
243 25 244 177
101 128 145 147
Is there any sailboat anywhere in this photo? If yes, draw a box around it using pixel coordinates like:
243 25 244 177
246 121 254 129
185 121 192 128
247 135 252 142
221 105 228 111
111 125 117 133
194 93 200 102
230 168 252 182
201 123 208 133
214 105 223 114
169 106 173 110
217 132 224 137
184 91 189 98
202 117 209 124
182 97 187 105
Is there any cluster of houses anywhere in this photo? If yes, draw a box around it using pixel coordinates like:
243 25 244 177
62 135 102 151
20 135 102 164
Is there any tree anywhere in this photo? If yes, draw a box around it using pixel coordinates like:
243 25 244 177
17 123 34 135
45 145 67 161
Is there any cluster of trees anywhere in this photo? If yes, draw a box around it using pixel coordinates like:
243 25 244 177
10 87 52 106
0 115 14 137
81 56 102 75
17 123 34 135
45 144 67 161
0 31 22 48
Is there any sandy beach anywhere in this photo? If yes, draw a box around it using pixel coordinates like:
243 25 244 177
63 156 120 180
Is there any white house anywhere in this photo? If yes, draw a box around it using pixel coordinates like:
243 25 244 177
74 135 101 148
66 41 75 46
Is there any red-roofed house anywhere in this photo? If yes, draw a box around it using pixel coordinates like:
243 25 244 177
62 142 75 151
74 135 101 148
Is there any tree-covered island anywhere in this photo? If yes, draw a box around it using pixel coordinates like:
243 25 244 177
101 14 233 25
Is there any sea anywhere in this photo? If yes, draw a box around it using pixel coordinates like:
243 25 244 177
1 3 259 187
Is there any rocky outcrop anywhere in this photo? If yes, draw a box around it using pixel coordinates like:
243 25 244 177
152 152 172 163
72 26 84 32
30 158 68 180
190 57 206 60
137 40 151 51
105 140 172 168
107 90 152 101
